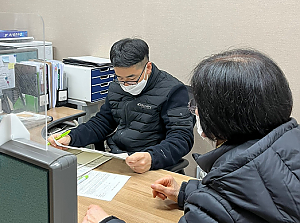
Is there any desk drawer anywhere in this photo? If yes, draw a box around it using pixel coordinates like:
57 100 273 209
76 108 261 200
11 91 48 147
91 82 111 93
91 89 108 102
91 74 114 85
91 68 115 78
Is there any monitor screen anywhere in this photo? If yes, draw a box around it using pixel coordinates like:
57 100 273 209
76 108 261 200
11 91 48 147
0 153 49 222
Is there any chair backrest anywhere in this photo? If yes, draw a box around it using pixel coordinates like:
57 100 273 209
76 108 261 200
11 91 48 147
164 158 189 175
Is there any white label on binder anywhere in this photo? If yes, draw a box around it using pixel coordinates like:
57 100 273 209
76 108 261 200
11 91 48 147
40 94 49 106
59 90 67 101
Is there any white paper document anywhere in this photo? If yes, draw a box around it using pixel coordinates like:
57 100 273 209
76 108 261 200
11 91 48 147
0 54 16 91
77 170 130 201
52 138 128 160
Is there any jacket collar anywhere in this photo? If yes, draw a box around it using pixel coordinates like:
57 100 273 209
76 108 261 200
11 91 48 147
143 62 160 93
193 118 298 176
192 144 235 173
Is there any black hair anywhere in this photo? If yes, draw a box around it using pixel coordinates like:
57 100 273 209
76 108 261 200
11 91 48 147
191 49 293 143
110 38 149 67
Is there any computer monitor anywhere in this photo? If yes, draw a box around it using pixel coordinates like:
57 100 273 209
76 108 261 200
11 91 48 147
0 138 77 223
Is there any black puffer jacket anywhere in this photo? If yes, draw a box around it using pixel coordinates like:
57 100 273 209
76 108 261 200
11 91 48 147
178 118 300 223
69 63 194 170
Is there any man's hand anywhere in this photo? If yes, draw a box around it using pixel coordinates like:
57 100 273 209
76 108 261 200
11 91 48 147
125 152 152 173
151 175 180 203
47 133 71 150
82 204 110 223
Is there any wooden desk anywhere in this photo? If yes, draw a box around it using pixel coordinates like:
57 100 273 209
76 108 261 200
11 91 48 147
78 158 193 223
29 107 85 144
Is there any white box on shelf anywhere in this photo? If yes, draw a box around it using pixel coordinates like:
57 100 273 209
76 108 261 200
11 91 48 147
65 64 115 102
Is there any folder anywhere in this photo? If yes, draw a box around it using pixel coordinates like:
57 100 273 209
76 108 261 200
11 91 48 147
30 59 53 108
29 59 67 108
14 62 49 112
47 60 66 107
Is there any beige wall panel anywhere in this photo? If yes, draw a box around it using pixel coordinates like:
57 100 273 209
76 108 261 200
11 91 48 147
2 0 299 119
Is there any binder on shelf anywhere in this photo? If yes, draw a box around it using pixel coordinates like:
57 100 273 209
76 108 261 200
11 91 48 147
47 60 65 108
14 63 49 113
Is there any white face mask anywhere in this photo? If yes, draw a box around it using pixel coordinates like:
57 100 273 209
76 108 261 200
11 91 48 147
120 69 148 95
196 115 204 138
196 115 217 148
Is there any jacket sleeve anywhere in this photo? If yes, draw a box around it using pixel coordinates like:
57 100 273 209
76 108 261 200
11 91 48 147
68 97 118 147
178 180 235 223
146 85 195 170
99 216 125 223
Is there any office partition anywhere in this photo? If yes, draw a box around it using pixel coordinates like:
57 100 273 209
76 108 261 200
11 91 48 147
0 13 77 223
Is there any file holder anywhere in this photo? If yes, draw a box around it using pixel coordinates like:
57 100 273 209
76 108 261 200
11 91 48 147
55 88 68 107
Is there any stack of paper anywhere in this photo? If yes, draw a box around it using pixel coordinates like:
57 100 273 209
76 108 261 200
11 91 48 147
67 148 112 177
63 56 111 67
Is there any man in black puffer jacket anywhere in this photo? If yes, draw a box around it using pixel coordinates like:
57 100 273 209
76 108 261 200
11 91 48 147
82 49 300 223
48 38 194 173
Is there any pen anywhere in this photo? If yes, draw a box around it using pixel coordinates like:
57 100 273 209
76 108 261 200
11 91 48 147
77 175 89 185
47 129 71 145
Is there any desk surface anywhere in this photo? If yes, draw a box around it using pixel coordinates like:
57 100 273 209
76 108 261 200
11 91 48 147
78 158 193 223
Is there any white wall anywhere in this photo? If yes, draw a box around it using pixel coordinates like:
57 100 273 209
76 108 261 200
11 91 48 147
2 0 299 119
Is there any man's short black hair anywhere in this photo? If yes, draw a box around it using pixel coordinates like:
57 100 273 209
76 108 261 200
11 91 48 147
110 38 149 67
191 49 293 143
